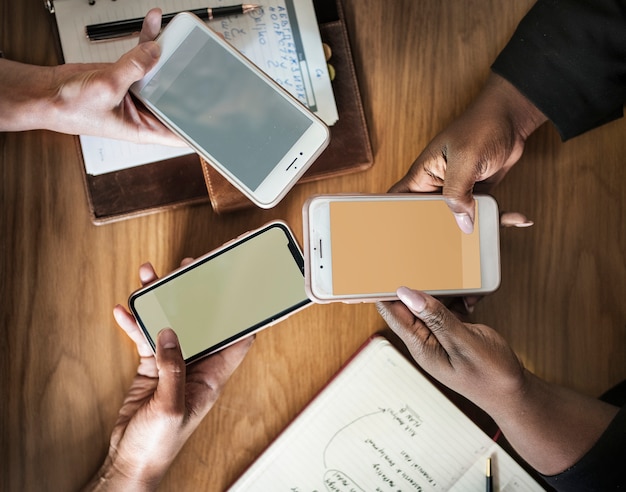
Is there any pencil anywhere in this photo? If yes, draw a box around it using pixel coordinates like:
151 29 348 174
486 457 493 492
85 4 261 41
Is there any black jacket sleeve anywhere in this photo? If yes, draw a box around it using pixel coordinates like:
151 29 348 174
541 405 626 490
491 0 626 141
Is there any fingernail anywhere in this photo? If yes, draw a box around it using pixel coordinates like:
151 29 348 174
454 213 474 234
513 221 534 228
462 297 475 314
397 286 426 313
159 328 178 349
142 41 160 59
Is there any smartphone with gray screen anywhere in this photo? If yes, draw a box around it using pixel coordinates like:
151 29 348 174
129 221 310 363
131 12 329 209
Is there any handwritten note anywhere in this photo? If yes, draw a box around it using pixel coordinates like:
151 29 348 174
229 337 544 491
52 0 337 175
213 0 338 125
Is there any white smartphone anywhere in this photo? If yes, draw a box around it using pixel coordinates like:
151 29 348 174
131 12 330 209
128 221 310 363
303 194 501 303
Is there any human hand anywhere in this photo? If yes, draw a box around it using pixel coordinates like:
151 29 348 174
441 210 534 318
376 286 526 414
84 260 254 491
390 73 547 233
53 8 185 145
0 9 184 146
378 287 622 476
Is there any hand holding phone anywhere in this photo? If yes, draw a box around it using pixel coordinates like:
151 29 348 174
303 194 501 303
131 12 329 208
95 260 254 491
129 221 310 363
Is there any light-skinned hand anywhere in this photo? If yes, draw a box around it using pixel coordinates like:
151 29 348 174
0 9 184 147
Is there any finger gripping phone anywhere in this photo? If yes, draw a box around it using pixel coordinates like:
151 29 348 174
129 221 310 363
131 12 330 209
302 194 501 303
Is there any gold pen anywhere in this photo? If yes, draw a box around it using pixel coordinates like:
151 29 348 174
486 457 493 492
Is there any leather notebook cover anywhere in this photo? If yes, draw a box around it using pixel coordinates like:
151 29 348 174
82 151 208 224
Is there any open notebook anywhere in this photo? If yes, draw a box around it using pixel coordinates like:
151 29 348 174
229 336 546 491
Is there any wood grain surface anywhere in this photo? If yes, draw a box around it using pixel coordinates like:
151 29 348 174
1 0 625 490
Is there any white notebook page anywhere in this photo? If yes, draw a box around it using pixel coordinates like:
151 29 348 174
229 337 545 491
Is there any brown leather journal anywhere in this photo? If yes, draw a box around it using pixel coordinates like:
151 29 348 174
80 149 208 224
203 0 373 213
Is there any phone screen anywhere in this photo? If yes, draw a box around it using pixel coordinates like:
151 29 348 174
329 200 481 294
139 26 313 190
131 224 309 362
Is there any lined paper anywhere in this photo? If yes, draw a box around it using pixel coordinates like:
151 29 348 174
229 337 544 491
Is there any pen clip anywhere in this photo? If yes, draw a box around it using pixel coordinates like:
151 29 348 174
43 0 54 13
87 31 141 43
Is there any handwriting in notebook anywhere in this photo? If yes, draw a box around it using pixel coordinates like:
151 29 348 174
229 338 545 492
215 1 320 113
321 402 476 490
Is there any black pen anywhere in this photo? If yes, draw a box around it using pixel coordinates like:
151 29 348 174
486 457 493 492
85 4 261 41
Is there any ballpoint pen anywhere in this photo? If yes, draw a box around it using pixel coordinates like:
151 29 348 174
85 4 261 41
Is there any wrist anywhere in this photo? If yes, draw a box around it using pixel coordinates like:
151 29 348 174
0 59 59 132
481 367 535 422
83 451 166 492
486 72 548 142
478 369 620 475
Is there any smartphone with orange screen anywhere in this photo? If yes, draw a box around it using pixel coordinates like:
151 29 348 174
302 194 500 303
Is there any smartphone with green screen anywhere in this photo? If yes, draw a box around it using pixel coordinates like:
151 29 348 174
129 221 310 363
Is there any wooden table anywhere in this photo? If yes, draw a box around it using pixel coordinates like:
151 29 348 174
2 0 625 490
